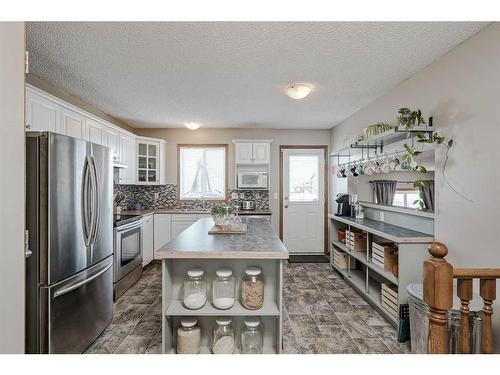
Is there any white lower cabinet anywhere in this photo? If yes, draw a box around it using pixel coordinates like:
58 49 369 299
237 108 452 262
154 214 172 258
142 215 154 267
171 220 195 238
171 214 197 238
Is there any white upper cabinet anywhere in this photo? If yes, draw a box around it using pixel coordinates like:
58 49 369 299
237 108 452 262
25 89 60 132
59 107 86 140
136 137 167 185
234 141 271 165
104 127 121 159
235 142 254 164
25 86 169 186
86 117 105 145
119 133 137 185
252 142 271 164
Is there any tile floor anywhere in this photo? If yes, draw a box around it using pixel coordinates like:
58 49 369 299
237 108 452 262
85 261 411 354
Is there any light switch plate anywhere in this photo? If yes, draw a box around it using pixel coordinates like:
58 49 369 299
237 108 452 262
255 192 260 199
154 192 159 200
240 193 245 199
231 192 238 199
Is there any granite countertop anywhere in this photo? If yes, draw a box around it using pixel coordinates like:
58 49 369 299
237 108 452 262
117 208 272 216
329 214 433 243
156 217 289 259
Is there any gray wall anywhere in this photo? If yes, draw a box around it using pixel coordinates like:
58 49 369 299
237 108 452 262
330 23 500 351
135 128 331 230
0 22 25 353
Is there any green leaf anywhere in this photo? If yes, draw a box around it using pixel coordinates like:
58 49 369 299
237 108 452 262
413 200 420 205
448 139 454 147
419 166 427 173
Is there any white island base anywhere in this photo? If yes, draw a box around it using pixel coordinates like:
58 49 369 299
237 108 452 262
157 218 289 354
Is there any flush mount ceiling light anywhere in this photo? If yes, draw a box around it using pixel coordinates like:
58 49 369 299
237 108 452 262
185 122 201 130
285 83 313 100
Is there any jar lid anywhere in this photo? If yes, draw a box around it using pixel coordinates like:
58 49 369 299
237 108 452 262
216 268 233 278
215 317 232 326
180 318 198 327
245 266 262 276
187 268 204 277
243 317 261 328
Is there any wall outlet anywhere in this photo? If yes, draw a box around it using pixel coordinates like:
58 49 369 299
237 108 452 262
154 192 159 200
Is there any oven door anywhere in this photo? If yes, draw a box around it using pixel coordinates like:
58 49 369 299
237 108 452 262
114 220 143 282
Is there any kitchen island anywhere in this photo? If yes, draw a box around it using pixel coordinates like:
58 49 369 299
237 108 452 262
156 217 289 354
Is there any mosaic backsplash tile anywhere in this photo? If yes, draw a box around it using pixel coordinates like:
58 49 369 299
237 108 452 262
114 184 269 211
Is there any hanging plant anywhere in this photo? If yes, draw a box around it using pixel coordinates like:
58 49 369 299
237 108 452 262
399 107 472 206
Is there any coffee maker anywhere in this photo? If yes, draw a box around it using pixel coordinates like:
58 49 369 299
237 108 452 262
335 193 351 216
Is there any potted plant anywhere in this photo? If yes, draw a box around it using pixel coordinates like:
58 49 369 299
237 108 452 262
398 107 471 208
211 204 234 226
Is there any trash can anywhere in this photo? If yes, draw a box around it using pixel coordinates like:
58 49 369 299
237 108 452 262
407 283 483 353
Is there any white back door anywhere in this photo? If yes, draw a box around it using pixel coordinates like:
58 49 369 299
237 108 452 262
282 148 325 254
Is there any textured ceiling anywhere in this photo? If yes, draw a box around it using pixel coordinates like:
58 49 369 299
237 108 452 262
26 22 488 129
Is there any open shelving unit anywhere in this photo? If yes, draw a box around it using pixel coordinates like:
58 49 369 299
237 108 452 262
161 258 283 354
329 213 433 330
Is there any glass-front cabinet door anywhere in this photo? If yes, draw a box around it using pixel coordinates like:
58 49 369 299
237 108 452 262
137 141 159 184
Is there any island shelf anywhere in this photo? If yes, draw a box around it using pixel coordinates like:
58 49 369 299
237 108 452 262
156 218 289 354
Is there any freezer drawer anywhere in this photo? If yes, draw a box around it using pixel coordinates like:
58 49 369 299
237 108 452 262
43 256 113 353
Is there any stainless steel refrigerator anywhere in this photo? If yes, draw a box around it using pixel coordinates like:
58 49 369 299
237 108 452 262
25 132 113 354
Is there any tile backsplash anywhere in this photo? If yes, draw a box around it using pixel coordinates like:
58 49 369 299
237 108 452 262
114 184 269 211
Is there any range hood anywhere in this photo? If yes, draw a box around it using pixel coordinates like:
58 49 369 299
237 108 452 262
113 162 128 169
112 155 128 169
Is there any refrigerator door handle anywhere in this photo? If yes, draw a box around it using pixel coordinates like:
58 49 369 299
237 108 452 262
89 155 101 247
81 157 92 247
53 262 112 299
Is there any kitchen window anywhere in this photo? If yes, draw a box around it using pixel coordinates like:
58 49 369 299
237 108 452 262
393 188 420 209
178 145 227 200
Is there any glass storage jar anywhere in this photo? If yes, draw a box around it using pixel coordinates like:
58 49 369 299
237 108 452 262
241 266 264 310
177 318 201 354
240 317 263 354
212 317 235 354
212 268 235 309
183 268 207 310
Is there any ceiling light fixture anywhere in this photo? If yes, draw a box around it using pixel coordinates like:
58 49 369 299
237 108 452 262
185 122 201 130
285 83 313 100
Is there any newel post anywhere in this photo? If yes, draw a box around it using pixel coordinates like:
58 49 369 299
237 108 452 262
423 242 453 354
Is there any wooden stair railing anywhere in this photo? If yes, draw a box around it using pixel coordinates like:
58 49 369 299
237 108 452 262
423 242 500 354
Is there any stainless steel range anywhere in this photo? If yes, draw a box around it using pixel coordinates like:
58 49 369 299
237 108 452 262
113 214 143 300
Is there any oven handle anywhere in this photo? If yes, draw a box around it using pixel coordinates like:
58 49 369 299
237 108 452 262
116 219 143 232
53 262 113 299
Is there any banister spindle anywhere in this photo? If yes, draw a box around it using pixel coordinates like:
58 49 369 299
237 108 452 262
423 242 453 354
480 278 496 354
457 278 472 354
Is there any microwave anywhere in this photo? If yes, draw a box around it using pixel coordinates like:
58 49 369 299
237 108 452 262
237 171 268 189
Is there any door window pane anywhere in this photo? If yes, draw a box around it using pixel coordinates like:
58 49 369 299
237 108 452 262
179 146 226 200
288 155 319 202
